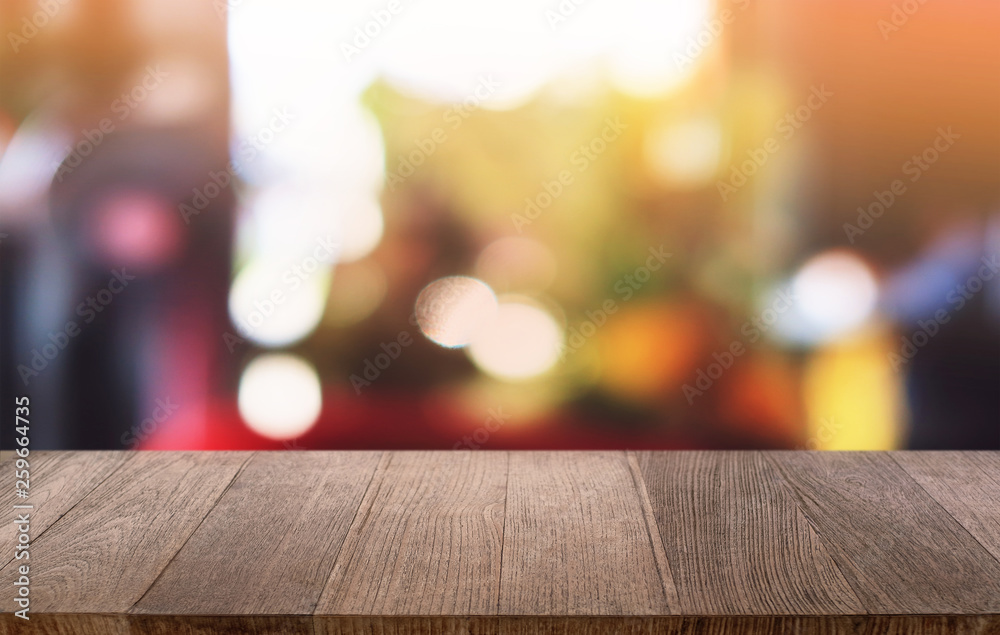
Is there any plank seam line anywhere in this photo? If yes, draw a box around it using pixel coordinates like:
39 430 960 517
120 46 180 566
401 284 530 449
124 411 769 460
759 451 868 614
626 451 681 612
311 450 388 615
0 452 139 572
496 450 510 616
128 451 257 613
888 452 1000 570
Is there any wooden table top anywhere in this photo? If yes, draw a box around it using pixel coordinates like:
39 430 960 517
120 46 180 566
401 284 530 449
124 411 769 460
1 451 998 634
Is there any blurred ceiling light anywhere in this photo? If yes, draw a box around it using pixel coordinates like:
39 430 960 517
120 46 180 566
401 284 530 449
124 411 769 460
776 251 879 344
338 197 384 263
467 299 563 381
228 0 366 126
228 2 385 187
372 0 710 107
475 237 558 293
238 354 322 440
92 190 183 270
325 261 387 327
266 102 386 188
372 0 566 109
239 184 338 262
228 259 331 348
646 116 722 186
415 276 498 348
604 0 711 97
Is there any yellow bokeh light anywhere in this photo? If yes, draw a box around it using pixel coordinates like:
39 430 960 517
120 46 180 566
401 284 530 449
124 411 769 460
802 331 905 450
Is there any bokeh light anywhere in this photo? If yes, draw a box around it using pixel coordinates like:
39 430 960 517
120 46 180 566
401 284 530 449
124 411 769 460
645 116 722 187
338 196 384 263
92 190 183 270
228 259 331 348
238 354 323 440
788 250 879 342
467 300 563 381
416 276 498 348
803 333 904 450
475 237 558 293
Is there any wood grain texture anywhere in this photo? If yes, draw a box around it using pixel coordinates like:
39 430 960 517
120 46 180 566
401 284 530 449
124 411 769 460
766 451 1000 614
314 617 498 635
0 452 250 614
499 451 675 616
633 451 863 615
493 616 1000 635
892 451 1000 563
129 615 315 635
3 450 1000 634
0 451 132 568
315 451 507 616
0 614 131 635
0 614 312 635
133 451 382 615
2 614 998 635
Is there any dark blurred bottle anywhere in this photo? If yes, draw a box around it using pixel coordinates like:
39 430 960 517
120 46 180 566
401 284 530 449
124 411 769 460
0 0 232 449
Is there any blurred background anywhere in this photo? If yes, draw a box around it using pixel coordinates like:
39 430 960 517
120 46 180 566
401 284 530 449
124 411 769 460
1 0 997 451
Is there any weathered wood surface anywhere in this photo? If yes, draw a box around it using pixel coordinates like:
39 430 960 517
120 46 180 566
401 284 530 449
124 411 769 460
0 450 997 635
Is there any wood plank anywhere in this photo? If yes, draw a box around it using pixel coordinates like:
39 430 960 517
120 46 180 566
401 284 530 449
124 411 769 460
766 451 1000 614
129 615 314 635
0 614 130 635
632 451 863 615
133 451 382 615
3 614 998 635
0 451 132 568
315 451 507 616
492 616 1000 635
314 616 498 635
499 452 675 616
0 451 251 613
0 614 312 635
892 451 1000 564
